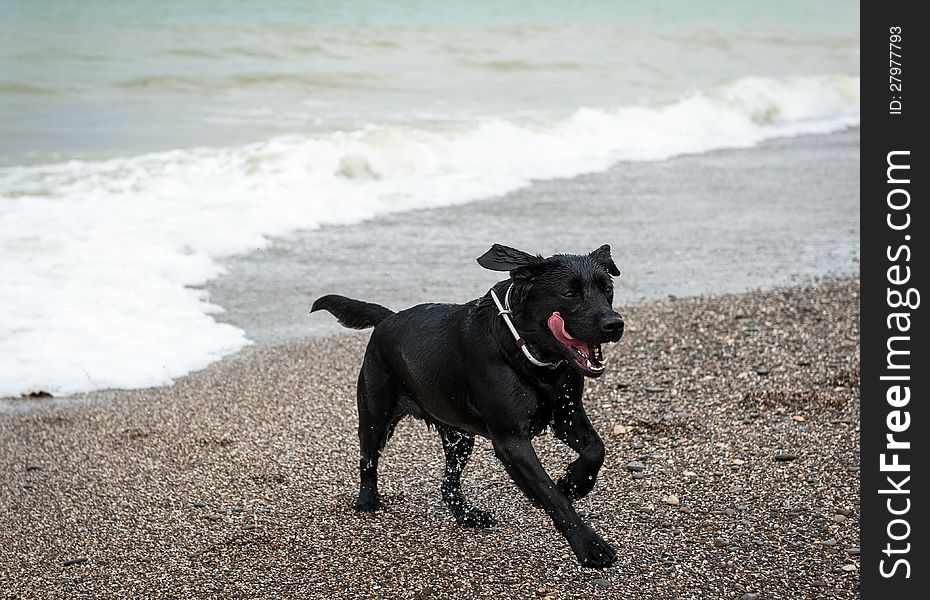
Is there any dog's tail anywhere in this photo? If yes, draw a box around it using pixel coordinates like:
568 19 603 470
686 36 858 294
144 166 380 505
310 295 395 329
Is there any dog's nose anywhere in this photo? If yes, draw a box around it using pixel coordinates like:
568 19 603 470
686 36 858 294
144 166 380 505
601 315 624 334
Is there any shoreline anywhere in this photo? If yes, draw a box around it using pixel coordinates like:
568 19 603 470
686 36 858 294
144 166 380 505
2 274 849 409
207 127 860 345
1 278 860 598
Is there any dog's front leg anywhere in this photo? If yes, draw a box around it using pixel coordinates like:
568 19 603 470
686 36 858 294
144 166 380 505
551 400 605 501
490 434 616 569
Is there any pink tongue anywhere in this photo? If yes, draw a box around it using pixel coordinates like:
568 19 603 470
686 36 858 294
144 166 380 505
548 312 592 360
548 312 577 344
549 312 598 365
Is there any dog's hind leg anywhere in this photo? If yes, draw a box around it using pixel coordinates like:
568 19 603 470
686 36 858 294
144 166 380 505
439 426 496 528
355 357 404 512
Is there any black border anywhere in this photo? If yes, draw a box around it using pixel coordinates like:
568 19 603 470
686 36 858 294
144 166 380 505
861 3 926 596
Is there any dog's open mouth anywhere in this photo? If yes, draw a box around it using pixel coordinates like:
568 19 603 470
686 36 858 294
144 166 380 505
547 312 605 375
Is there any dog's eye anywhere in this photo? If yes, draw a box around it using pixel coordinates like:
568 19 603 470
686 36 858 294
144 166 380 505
563 290 579 298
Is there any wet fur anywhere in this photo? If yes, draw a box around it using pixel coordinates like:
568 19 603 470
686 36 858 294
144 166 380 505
310 244 624 568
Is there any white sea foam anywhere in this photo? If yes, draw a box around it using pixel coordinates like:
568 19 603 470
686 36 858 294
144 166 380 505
0 74 859 398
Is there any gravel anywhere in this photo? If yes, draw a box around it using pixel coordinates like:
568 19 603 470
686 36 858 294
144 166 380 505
0 278 860 598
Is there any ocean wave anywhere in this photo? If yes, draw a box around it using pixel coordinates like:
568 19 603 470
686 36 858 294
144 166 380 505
0 74 859 398
466 59 590 72
113 71 388 92
0 80 64 96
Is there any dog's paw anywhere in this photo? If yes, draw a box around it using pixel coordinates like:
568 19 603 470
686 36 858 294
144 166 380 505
557 474 596 501
456 508 496 529
570 531 617 569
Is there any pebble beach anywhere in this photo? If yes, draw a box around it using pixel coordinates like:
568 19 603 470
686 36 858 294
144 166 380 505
1 278 860 598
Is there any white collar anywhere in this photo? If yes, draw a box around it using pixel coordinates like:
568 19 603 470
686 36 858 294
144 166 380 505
489 283 561 369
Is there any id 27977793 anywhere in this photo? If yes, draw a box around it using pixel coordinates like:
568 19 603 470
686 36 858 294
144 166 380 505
889 27 903 114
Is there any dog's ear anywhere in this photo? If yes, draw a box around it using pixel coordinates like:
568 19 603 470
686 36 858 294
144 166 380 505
589 244 621 276
477 244 547 279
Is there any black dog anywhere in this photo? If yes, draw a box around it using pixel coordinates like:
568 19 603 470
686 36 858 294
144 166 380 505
311 244 624 568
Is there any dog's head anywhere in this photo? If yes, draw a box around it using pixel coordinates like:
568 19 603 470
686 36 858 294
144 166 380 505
478 243 624 378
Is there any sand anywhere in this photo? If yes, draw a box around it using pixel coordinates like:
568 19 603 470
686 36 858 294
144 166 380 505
1 278 860 599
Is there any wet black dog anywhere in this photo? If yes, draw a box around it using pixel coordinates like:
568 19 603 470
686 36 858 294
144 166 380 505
311 244 624 568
